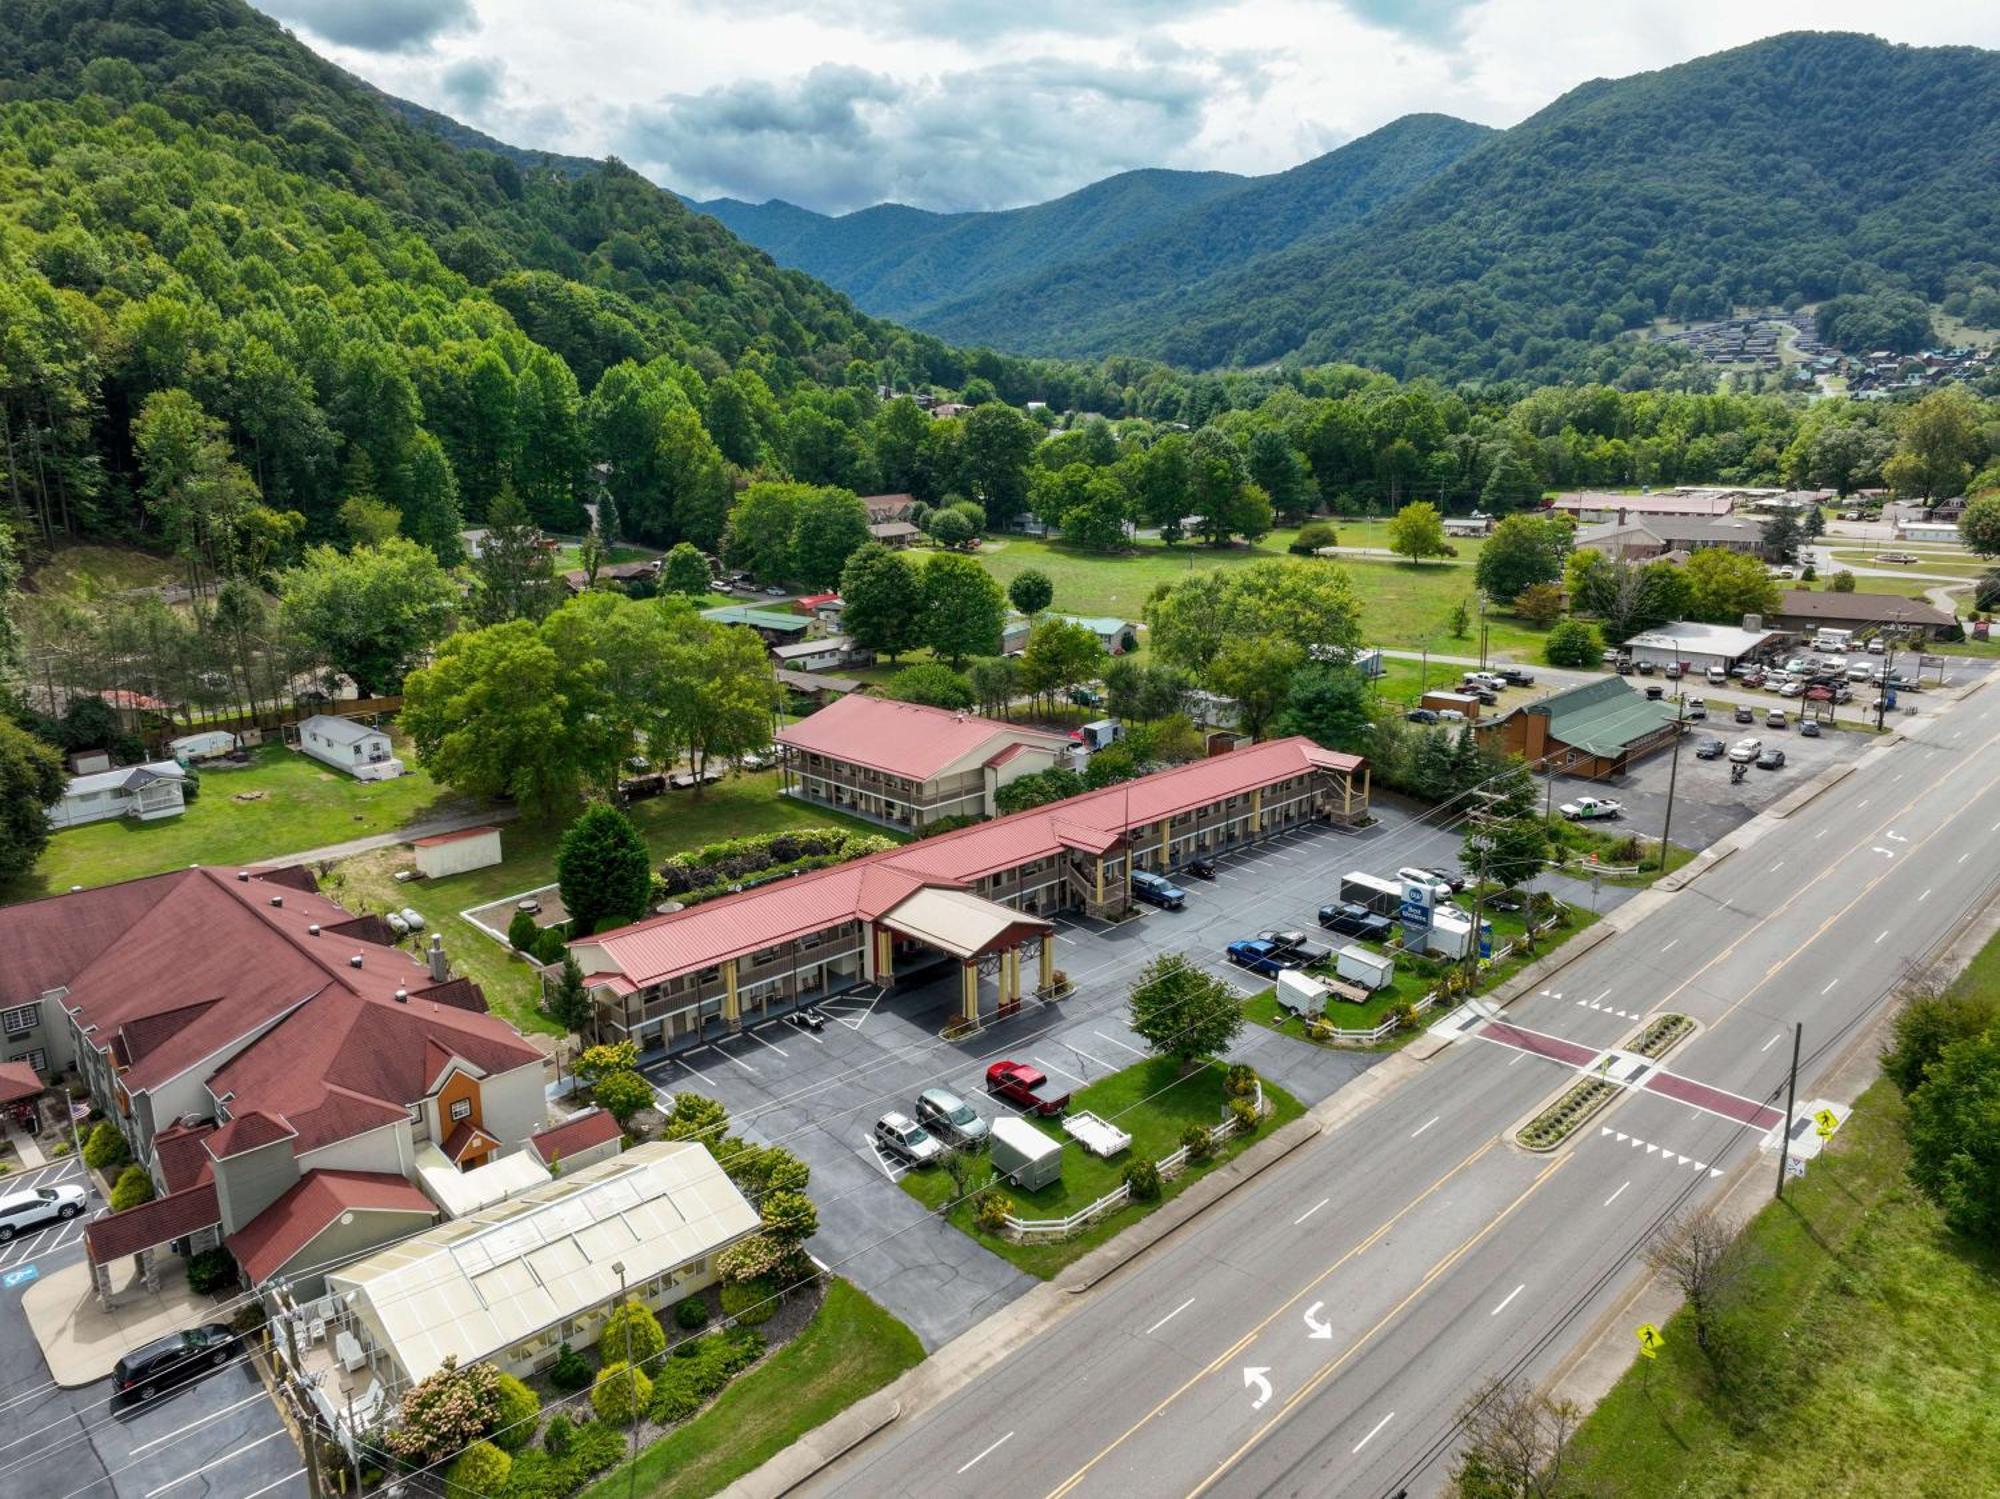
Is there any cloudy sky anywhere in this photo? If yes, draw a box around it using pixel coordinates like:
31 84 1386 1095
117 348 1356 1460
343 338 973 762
252 0 2000 216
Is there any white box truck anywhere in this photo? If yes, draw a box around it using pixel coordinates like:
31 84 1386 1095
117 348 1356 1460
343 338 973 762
1334 945 1395 992
989 1116 1063 1191
1422 910 1494 961
1079 719 1124 750
1813 628 1854 653
1276 968 1331 1018
1339 872 1405 918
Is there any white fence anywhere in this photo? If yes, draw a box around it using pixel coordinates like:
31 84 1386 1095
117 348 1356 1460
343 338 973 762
1313 919 1557 1044
1001 1084 1263 1243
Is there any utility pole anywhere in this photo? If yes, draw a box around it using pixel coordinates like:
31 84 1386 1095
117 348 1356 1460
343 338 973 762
1774 1022 1803 1200
280 1290 326 1499
1477 594 1490 673
616 1261 637 1499
1657 701 1687 876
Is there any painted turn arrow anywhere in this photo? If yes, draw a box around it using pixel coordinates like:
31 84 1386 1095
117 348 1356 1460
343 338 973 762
1303 1301 1333 1340
1244 1367 1273 1410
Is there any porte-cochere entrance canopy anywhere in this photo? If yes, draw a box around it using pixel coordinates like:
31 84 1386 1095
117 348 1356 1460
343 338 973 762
875 886 1053 1024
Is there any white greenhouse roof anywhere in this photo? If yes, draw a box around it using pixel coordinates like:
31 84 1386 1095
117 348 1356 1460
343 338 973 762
328 1142 757 1383
412 1145 551 1219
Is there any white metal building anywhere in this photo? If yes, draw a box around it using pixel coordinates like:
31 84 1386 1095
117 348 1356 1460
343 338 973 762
411 825 503 879
324 1141 759 1390
1622 620 1788 674
299 715 402 780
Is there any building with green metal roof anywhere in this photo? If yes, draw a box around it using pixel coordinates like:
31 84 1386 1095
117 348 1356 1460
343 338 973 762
1479 676 1681 778
700 605 812 639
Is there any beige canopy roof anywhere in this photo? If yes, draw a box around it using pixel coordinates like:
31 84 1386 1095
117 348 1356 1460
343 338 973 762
878 886 1051 961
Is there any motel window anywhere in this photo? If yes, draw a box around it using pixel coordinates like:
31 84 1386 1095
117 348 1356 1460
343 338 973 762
1 1003 39 1036
10 1049 47 1075
450 1098 472 1123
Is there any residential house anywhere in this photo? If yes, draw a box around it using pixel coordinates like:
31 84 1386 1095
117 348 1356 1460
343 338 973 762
769 637 873 674
526 1108 624 1174
868 520 922 549
298 716 402 780
48 761 188 831
700 605 813 643
1055 615 1138 655
1442 515 1494 537
858 494 917 523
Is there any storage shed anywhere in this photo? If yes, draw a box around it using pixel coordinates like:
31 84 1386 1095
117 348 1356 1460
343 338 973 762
169 729 240 763
411 825 503 879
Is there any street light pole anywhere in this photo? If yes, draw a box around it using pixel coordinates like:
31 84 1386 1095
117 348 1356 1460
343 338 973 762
1774 1023 1803 1199
614 1260 636 1499
1657 703 1687 876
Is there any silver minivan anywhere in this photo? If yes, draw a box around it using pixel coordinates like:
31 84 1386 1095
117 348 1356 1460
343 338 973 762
915 1088 990 1149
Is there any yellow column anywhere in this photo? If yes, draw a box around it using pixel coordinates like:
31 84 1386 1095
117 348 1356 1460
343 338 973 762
961 962 979 1024
1343 772 1352 820
1039 938 1055 990
1007 949 1021 1002
1158 821 1170 862
722 958 740 1030
1362 765 1372 810
1094 859 1106 905
876 928 893 980
1251 787 1263 833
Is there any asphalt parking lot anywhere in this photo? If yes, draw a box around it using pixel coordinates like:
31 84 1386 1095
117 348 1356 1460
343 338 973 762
0 1162 305 1499
648 811 1543 1349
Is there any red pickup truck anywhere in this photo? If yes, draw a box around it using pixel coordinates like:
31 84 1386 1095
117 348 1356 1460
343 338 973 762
985 1060 1070 1116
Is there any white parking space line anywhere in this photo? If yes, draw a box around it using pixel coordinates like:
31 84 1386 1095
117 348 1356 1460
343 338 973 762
1145 1298 1196 1336
712 1044 759 1075
1052 931 1077 944
1032 1055 1087 1086
131 1393 270 1453
958 1431 1015 1475
1920 888 1932 903
742 1027 789 1056
144 1430 291 1496
1294 1198 1329 1225
1490 1284 1525 1317
1068 1043 1118 1073
1352 1411 1395 1453
1093 1030 1149 1058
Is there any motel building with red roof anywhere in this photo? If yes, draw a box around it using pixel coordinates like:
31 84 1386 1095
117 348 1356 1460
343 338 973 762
570 703 1370 1053
0 865 553 1305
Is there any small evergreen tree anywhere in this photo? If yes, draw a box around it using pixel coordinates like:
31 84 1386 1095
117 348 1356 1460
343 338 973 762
556 803 652 937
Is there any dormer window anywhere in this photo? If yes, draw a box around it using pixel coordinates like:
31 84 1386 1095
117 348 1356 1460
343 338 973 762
449 1098 472 1123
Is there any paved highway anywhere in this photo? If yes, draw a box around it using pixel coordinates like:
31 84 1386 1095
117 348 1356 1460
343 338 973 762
808 676 1996 1499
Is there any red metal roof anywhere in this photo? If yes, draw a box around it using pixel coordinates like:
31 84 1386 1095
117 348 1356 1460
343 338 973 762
794 593 841 609
0 1060 43 1105
584 736 1363 987
225 1170 435 1285
85 1184 220 1265
410 825 500 848
776 694 1068 782
529 1108 623 1164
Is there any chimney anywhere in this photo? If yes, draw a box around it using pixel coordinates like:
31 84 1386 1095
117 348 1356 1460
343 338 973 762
236 871 250 882
394 987 408 1004
308 923 321 937
269 895 283 908
427 933 449 984
350 954 364 969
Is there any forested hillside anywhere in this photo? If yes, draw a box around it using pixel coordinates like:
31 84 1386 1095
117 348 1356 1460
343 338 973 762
1033 32 2000 378
699 165 1250 325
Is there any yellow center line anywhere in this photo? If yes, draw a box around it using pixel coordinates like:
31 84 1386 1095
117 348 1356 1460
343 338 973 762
1041 1138 1499 1499
1186 1152 1572 1499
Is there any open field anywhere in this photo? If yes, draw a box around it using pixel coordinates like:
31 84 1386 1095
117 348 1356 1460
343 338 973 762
25 543 181 597
581 1279 923 1499
900 1057 1304 1278
1564 1077 2000 1498
9 741 461 902
322 772 893 1036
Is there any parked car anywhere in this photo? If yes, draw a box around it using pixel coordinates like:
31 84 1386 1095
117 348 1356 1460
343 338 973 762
915 1088 989 1148
113 1324 241 1402
1663 662 1683 680
1867 637 1886 654
0 1182 87 1242
1847 663 1875 682
1257 929 1333 965
874 1112 946 1167
1767 710 1789 729
1226 938 1297 978
761 584 787 597
1405 708 1439 724
986 1060 1069 1116
1184 857 1218 880
1683 696 1707 720
1435 708 1467 724
1728 738 1763 763
1559 796 1624 821
1706 667 1729 685
1498 667 1535 686
1635 659 1656 675
1777 680 1806 698
1459 684 1499 706
1318 902 1393 940
1614 658 1635 675
1397 868 1456 901
1734 705 1755 724
1644 684 1665 701
1756 747 1788 770
1800 718 1822 738
1424 866 1470 893
1694 737 1726 759
1130 870 1187 911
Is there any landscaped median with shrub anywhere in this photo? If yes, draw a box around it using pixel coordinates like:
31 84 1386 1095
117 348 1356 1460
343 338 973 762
900 1057 1304 1278
652 826 898 908
1542 816 1695 887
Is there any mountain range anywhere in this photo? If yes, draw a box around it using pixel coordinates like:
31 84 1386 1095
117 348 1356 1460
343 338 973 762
697 31 2000 381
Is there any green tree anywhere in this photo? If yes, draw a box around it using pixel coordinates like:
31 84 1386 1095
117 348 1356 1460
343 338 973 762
338 494 402 547
1207 636 1303 739
1127 952 1245 1075
1146 560 1363 675
399 430 466 564
278 538 457 696
925 507 975 550
386 1358 503 1465
1479 448 1543 512
1959 492 2000 559
132 387 260 603
968 656 1021 716
591 1361 652 1426
759 1188 819 1246
1387 501 1450 565
1906 1026 2000 1243
1542 617 1602 667
839 543 922 661
490 1373 540 1452
882 663 974 710
1017 617 1106 713
556 803 652 937
593 1069 653 1124
1882 969 1999 1097
958 403 1039 524
1008 568 1054 619
1277 663 1373 753
1185 427 1255 545
1883 387 1983 501
660 542 712 596
403 620 582 815
0 720 65 882
110 1164 155 1211
470 486 563 626
1247 428 1311 522
599 1298 668 1367
547 956 596 1035
1513 582 1564 628
1474 514 1569 602
723 481 806 583
445 1440 512 1497
1683 548 1780 622
790 488 871 588
920 553 1007 666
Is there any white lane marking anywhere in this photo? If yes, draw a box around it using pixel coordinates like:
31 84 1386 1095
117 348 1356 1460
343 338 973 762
1352 1411 1396 1454
1961 852 1973 864
144 1430 291 1496
1859 799 1870 809
237 1474 306 1499
1660 938 1679 953
1761 1032 1781 1053
1146 1298 1196 1336
1093 1030 1149 1058
1920 888 1932 903
1605 1180 1631 1206
1823 979 1839 994
1032 1055 1086 1085
1769 861 1784 872
1591 989 1612 1005
1892 773 1904 783
1490 1284 1525 1316
131 1392 269 1453
1411 1116 1440 1139
959 1432 1015 1475
1874 930 1889 944
742 1027 789 1056
1815 828 1828 838
1295 1198 1329 1226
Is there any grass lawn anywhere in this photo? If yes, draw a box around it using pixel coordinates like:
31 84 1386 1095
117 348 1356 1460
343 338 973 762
901 1056 1304 1278
9 741 464 903
27 543 180 597
321 772 895 1037
1825 547 1984 577
1542 817 1698 887
1562 1077 2000 1499
580 1279 922 1499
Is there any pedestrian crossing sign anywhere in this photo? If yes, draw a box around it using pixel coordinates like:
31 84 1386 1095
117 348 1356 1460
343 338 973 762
1813 1108 1839 1140
1635 1323 1664 1359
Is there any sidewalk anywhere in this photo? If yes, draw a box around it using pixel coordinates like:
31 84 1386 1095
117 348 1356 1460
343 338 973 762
24 1255 215 1386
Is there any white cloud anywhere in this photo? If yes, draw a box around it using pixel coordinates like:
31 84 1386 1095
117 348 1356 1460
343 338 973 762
250 0 2000 211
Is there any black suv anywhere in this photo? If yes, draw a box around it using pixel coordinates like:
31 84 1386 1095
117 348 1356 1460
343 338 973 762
1318 902 1392 941
113 1324 241 1402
